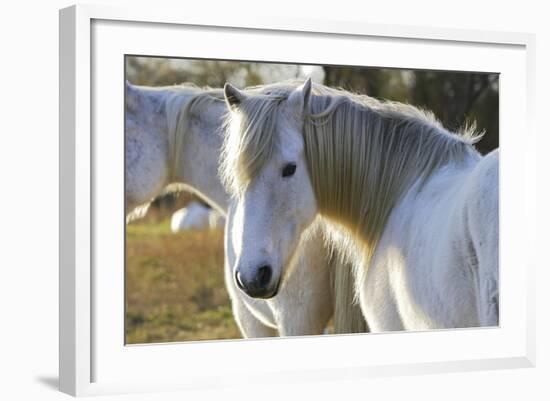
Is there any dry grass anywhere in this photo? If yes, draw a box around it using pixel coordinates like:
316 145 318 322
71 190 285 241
125 198 241 344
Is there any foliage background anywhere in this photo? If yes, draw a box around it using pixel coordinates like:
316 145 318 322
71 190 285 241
125 56 499 344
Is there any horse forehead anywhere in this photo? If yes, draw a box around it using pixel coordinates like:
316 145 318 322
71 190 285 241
276 116 304 158
276 140 302 163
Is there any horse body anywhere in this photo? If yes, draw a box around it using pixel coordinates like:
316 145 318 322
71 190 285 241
125 82 354 337
364 151 498 331
221 79 499 331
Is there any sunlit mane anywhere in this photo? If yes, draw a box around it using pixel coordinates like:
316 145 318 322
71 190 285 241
221 81 482 264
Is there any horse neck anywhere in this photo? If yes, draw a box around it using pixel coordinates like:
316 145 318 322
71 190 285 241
126 86 172 213
303 107 480 261
170 99 229 214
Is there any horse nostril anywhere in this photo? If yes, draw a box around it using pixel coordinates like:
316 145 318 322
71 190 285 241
235 270 245 290
257 265 272 288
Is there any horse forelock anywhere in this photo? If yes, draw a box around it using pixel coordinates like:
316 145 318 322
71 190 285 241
221 92 287 196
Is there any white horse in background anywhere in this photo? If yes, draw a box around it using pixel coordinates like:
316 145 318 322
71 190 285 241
170 201 224 232
221 79 499 331
125 82 366 337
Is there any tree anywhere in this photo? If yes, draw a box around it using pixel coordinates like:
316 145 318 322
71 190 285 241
323 66 498 155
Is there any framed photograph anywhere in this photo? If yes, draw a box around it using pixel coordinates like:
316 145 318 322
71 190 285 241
59 4 536 397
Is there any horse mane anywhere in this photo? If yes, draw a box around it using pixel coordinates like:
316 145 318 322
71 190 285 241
221 80 482 263
125 82 226 219
162 84 226 181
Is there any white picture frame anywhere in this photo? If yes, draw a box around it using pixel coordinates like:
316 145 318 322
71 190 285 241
59 3 536 397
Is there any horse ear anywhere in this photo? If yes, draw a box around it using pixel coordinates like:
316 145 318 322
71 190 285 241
224 82 244 108
288 78 312 116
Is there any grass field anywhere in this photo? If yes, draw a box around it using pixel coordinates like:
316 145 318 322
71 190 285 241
125 201 241 344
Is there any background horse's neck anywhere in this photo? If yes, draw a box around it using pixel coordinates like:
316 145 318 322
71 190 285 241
125 85 172 215
171 97 229 214
126 84 229 217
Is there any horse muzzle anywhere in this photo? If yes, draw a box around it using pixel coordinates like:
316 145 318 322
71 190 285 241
235 265 280 299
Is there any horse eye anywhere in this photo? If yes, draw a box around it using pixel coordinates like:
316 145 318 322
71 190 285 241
282 163 297 178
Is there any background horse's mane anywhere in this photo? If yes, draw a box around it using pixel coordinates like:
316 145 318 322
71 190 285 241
160 84 226 182
221 80 482 267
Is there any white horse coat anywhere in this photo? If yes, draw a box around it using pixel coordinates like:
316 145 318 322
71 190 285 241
221 79 499 332
363 152 499 330
170 201 224 232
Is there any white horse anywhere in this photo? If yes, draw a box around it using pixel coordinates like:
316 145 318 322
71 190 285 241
125 81 366 336
221 78 499 331
170 201 224 232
